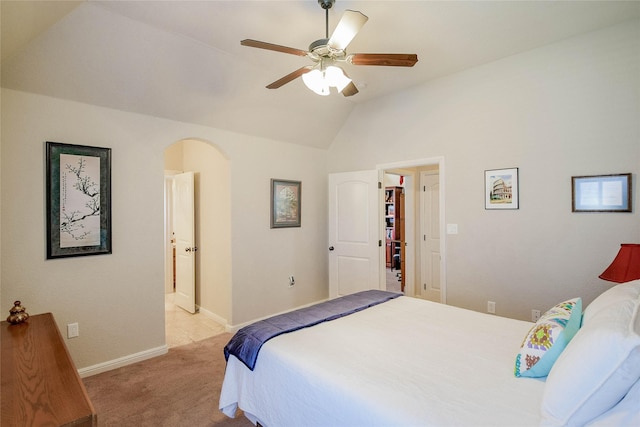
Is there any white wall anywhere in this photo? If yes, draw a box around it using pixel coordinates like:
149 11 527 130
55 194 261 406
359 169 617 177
329 20 640 320
229 136 329 323
1 89 328 369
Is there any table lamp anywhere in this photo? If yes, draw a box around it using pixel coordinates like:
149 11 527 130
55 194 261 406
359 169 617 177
599 244 640 283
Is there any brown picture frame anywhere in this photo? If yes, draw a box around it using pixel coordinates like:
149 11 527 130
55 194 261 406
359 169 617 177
572 173 632 212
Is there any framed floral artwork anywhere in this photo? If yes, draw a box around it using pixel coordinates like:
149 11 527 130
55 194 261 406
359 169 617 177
270 179 301 228
46 141 112 258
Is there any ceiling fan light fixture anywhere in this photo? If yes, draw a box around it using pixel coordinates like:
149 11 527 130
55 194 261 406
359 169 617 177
325 65 351 92
302 63 351 96
302 68 330 96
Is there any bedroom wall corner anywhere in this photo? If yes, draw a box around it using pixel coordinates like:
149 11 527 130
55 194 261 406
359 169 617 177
180 139 232 323
227 138 329 327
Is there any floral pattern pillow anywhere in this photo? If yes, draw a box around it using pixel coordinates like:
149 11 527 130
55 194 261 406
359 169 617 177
515 298 582 378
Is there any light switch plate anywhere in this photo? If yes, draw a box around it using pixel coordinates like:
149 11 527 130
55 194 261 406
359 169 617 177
67 323 79 338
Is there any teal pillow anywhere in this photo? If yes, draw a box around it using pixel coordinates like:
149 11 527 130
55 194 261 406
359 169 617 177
515 298 582 378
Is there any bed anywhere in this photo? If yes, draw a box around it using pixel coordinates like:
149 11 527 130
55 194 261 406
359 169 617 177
220 281 640 427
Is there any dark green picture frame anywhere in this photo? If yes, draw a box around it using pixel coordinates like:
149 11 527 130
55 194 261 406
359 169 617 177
46 141 112 259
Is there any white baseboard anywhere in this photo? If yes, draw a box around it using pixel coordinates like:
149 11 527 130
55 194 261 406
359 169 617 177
78 299 327 377
197 306 228 327
78 344 168 378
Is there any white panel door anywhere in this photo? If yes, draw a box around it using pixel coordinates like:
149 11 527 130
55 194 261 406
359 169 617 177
329 170 380 298
173 172 196 313
420 171 441 302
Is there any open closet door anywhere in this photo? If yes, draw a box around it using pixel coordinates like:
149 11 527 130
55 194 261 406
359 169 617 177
173 171 196 313
329 170 381 298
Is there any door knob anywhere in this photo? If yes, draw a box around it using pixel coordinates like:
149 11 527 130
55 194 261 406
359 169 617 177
329 246 334 251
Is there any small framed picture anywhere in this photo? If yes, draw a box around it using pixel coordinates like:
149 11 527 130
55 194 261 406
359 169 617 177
485 168 519 210
46 141 112 258
270 179 301 228
572 173 632 212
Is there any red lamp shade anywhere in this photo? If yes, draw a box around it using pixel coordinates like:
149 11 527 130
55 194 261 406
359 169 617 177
599 244 640 283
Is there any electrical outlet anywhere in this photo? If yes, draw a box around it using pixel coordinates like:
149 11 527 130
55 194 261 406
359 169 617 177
532 309 541 322
288 276 295 287
487 301 496 314
67 323 79 338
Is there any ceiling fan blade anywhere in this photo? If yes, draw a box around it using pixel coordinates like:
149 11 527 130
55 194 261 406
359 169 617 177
338 68 358 97
341 81 359 97
266 66 312 89
241 39 308 57
327 10 368 51
349 53 418 67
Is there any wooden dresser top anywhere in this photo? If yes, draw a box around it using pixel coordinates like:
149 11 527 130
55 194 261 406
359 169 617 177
1 313 97 427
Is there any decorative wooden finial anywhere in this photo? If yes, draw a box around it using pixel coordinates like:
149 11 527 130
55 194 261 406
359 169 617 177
7 300 29 324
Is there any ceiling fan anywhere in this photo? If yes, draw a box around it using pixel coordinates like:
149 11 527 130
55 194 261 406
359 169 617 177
241 0 418 97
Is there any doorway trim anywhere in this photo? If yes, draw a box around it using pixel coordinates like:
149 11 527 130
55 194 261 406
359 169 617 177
376 157 446 303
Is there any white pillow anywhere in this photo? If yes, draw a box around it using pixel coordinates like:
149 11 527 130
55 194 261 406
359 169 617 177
540 288 640 427
583 280 640 325
585 378 640 427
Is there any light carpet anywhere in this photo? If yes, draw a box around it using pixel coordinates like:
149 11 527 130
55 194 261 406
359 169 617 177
83 333 253 427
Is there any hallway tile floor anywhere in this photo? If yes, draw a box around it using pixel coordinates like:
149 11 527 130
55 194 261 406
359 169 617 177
165 293 226 348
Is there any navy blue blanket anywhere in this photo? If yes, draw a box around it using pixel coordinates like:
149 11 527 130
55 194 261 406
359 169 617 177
224 290 402 370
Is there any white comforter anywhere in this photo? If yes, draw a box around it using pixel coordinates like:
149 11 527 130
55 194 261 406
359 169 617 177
220 296 545 427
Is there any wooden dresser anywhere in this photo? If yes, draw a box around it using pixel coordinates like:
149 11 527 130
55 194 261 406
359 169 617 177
1 313 97 426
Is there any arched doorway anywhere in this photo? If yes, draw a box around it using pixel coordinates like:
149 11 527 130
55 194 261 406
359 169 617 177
163 138 232 347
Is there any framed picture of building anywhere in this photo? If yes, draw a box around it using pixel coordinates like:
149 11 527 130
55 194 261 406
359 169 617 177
485 168 519 210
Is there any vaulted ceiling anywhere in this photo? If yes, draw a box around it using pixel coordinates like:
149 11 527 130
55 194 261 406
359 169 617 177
2 1 639 149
